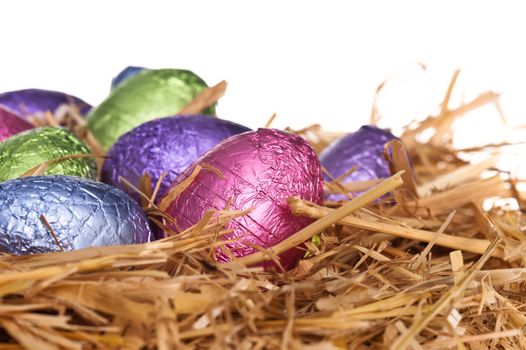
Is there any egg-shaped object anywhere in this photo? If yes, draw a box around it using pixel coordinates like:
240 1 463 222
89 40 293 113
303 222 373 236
0 175 152 255
0 127 96 181
87 68 214 151
0 107 33 142
102 115 251 201
111 66 146 89
0 89 91 118
320 125 397 201
164 128 324 270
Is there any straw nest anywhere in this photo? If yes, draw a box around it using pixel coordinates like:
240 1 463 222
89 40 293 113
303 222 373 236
2 73 525 350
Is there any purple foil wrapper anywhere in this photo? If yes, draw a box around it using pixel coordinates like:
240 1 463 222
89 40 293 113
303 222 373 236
165 128 324 270
0 89 91 118
319 125 397 201
102 115 251 202
0 108 33 142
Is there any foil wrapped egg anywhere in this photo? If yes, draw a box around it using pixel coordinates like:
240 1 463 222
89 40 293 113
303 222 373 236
319 125 397 201
111 66 146 89
164 128 324 270
0 88 91 118
87 68 214 151
0 175 152 255
102 115 251 201
0 107 34 142
0 127 96 182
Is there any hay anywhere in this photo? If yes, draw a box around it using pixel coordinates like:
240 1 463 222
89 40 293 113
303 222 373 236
1 76 525 349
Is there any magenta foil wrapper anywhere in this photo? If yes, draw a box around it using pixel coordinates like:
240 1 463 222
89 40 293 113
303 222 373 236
319 125 397 201
0 107 33 142
165 128 324 270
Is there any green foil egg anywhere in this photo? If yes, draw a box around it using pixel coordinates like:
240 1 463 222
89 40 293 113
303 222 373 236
87 68 215 150
0 127 96 181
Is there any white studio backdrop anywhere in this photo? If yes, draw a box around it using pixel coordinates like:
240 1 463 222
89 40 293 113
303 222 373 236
0 0 525 148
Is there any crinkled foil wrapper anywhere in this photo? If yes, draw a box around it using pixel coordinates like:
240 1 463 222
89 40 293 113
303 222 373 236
102 115 250 202
320 125 397 201
166 128 324 270
0 127 97 181
111 66 145 90
0 88 91 118
0 107 33 142
88 68 215 151
0 176 152 255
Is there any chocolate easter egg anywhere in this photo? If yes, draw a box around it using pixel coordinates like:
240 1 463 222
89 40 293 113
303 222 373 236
102 115 251 201
88 68 214 150
0 127 96 181
0 107 33 142
0 89 91 118
111 66 145 89
319 125 397 201
0 175 151 254
164 128 324 270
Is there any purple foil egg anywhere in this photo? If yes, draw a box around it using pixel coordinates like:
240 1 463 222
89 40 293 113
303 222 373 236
165 128 324 270
0 89 91 118
0 108 33 142
319 125 397 201
102 115 251 202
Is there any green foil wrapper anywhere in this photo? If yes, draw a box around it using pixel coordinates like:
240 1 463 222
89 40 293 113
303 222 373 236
0 127 96 181
87 69 215 150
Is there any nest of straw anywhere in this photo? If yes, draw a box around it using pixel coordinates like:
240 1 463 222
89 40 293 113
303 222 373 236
1 73 525 350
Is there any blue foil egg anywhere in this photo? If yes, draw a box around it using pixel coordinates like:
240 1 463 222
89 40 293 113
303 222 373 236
0 176 152 255
111 66 146 89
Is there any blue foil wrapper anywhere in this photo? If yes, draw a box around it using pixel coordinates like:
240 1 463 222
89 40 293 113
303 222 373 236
102 115 250 202
111 66 146 90
0 176 152 255
319 125 397 201
0 89 91 118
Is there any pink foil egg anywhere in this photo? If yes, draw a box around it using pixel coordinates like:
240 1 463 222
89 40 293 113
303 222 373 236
164 128 324 270
0 107 33 142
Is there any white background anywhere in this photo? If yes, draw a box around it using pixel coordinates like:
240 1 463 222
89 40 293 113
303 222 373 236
0 1 524 143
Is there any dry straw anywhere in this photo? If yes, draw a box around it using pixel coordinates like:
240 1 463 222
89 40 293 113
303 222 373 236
1 74 525 349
